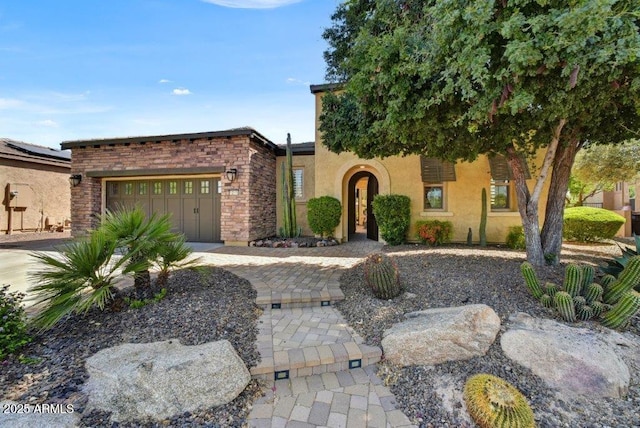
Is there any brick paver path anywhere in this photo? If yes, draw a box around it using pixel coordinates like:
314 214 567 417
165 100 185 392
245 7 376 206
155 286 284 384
198 241 416 427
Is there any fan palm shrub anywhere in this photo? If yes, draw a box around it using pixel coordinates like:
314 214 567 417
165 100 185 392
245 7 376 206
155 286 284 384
154 235 200 288
29 229 147 330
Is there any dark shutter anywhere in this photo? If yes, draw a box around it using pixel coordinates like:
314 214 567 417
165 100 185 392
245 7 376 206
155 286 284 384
489 154 531 180
420 156 456 182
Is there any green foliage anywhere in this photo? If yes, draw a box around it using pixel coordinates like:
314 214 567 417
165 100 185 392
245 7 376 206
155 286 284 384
601 234 640 277
371 194 411 245
124 288 167 309
307 196 342 237
320 0 640 266
563 207 625 242
506 226 526 250
154 235 199 288
364 253 403 300
29 206 188 330
0 285 31 361
463 373 535 428
479 188 487 247
521 260 640 330
415 220 452 246
280 133 298 238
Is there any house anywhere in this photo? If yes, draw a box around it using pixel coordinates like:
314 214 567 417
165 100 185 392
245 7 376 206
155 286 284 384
1 138 71 234
63 87 552 245
582 182 638 237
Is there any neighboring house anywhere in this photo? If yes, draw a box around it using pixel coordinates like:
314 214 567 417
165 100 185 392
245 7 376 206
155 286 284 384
63 87 552 245
1 138 71 234
583 181 638 237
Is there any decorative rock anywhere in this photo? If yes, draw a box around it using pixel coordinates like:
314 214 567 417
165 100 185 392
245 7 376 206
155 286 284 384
317 241 326 247
290 242 299 248
273 241 285 248
381 304 501 366
0 401 79 428
254 240 263 247
501 313 630 398
83 339 250 422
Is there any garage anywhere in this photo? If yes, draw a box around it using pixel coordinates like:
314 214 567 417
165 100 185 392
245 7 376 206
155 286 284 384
106 177 221 242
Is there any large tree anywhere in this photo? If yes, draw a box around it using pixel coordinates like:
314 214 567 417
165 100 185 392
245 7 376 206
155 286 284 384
320 0 640 265
569 140 640 206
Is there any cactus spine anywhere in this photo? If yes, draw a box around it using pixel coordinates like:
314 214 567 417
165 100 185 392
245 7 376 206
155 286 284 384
584 283 603 304
601 274 616 289
564 264 583 297
603 256 640 304
479 188 487 247
601 291 640 330
540 294 554 308
554 291 576 322
577 305 594 321
520 262 543 299
463 374 535 428
364 253 402 300
280 133 298 238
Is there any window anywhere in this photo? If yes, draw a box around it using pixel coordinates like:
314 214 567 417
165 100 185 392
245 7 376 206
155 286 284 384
124 183 133 195
200 180 210 194
168 181 177 195
153 182 163 195
293 168 304 199
139 182 147 195
109 182 118 196
421 157 456 210
424 186 444 209
491 179 510 210
184 181 193 195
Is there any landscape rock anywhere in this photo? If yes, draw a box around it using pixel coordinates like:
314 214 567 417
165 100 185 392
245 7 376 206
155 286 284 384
381 304 501 366
83 339 250 422
501 313 630 398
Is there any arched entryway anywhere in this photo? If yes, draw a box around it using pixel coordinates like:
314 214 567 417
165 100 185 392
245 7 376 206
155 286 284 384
347 171 379 241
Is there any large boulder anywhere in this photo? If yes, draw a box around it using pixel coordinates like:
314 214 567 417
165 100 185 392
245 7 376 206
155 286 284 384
83 339 250 422
501 313 630 398
381 304 501 366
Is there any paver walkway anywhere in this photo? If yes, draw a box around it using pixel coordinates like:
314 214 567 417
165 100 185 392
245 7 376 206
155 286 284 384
198 241 417 427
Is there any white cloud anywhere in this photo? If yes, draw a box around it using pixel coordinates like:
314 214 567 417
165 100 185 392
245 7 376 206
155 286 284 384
286 77 310 86
0 98 25 109
201 0 302 9
37 119 59 128
172 88 192 96
159 79 171 83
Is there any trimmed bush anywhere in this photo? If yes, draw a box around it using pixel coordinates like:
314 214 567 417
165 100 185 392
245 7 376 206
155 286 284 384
0 285 31 361
563 207 625 242
415 220 453 246
372 194 411 245
506 225 526 249
307 196 342 237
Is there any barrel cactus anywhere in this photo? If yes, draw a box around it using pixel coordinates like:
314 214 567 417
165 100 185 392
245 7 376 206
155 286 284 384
601 291 640 330
603 256 640 304
364 253 402 300
520 262 544 299
463 373 535 428
554 291 576 322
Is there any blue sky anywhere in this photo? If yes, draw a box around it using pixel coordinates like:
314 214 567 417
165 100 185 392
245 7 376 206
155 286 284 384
0 0 339 149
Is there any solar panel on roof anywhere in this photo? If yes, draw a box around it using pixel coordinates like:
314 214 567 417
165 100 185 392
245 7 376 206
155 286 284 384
6 142 70 161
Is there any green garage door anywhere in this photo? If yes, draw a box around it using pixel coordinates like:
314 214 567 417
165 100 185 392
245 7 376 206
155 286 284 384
106 178 221 242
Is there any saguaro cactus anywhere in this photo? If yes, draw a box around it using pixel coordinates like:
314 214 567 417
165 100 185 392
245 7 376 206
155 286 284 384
479 188 487 247
280 133 298 238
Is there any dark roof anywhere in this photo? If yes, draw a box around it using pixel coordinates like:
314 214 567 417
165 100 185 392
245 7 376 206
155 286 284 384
0 138 71 168
310 83 343 94
60 127 278 151
276 142 315 156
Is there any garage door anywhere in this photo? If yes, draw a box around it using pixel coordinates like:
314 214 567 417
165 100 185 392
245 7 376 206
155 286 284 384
106 178 221 242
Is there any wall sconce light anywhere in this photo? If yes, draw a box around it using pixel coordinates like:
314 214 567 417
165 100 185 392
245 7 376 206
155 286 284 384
69 174 82 187
9 190 18 200
225 168 237 182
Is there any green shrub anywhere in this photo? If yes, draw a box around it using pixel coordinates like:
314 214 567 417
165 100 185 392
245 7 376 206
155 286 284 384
506 225 526 249
372 194 411 245
563 207 625 242
415 220 453 246
0 285 31 361
307 196 342 237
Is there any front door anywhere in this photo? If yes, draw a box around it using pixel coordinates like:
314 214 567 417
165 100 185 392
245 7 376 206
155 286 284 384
348 171 379 241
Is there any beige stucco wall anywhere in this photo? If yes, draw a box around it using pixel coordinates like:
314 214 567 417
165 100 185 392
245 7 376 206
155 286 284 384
313 91 550 244
1 160 71 233
275 154 315 236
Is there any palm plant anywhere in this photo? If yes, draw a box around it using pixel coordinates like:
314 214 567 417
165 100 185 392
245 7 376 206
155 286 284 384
29 229 147 330
99 206 175 298
154 235 201 288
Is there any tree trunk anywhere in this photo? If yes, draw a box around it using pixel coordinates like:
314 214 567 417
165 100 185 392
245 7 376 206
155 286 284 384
541 138 581 264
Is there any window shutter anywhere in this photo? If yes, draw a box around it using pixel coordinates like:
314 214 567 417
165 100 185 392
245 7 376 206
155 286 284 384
420 156 456 183
489 154 531 180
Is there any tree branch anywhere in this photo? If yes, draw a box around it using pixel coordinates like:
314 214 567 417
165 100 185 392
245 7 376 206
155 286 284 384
531 119 566 202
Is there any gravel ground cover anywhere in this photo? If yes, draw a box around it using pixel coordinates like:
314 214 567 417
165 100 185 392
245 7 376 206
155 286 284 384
336 242 640 427
1 266 262 427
